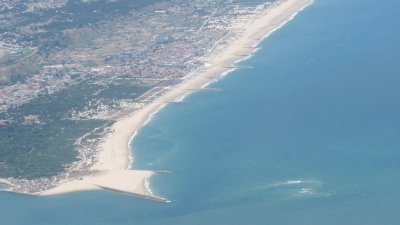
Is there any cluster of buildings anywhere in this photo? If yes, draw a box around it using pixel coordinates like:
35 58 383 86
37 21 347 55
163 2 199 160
0 0 278 192
4 176 59 194
0 0 67 12
0 70 76 113
0 42 24 56
0 0 270 116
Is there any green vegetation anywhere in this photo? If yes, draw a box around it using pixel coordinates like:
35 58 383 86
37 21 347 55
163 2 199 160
97 84 149 100
0 0 271 181
0 81 150 179
0 48 35 67
0 0 156 179
0 47 39 83
0 118 106 179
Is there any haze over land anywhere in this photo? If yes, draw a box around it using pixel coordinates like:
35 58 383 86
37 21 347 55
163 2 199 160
2 0 400 224
0 0 315 196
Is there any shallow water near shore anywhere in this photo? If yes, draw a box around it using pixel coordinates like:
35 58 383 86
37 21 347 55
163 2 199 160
1 0 400 224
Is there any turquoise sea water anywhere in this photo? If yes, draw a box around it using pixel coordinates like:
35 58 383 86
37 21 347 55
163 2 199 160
1 0 400 224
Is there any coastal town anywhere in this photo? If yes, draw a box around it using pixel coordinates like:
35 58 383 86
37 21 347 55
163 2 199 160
0 0 280 194
2 0 399 224
0 0 272 115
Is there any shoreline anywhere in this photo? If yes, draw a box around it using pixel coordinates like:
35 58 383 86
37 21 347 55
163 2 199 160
38 0 313 199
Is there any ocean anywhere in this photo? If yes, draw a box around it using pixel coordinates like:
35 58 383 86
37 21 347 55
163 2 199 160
1 0 400 224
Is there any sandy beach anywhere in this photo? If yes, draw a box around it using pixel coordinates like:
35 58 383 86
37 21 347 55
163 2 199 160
41 0 313 199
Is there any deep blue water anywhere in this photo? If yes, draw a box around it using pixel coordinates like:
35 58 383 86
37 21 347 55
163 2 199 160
1 0 400 224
